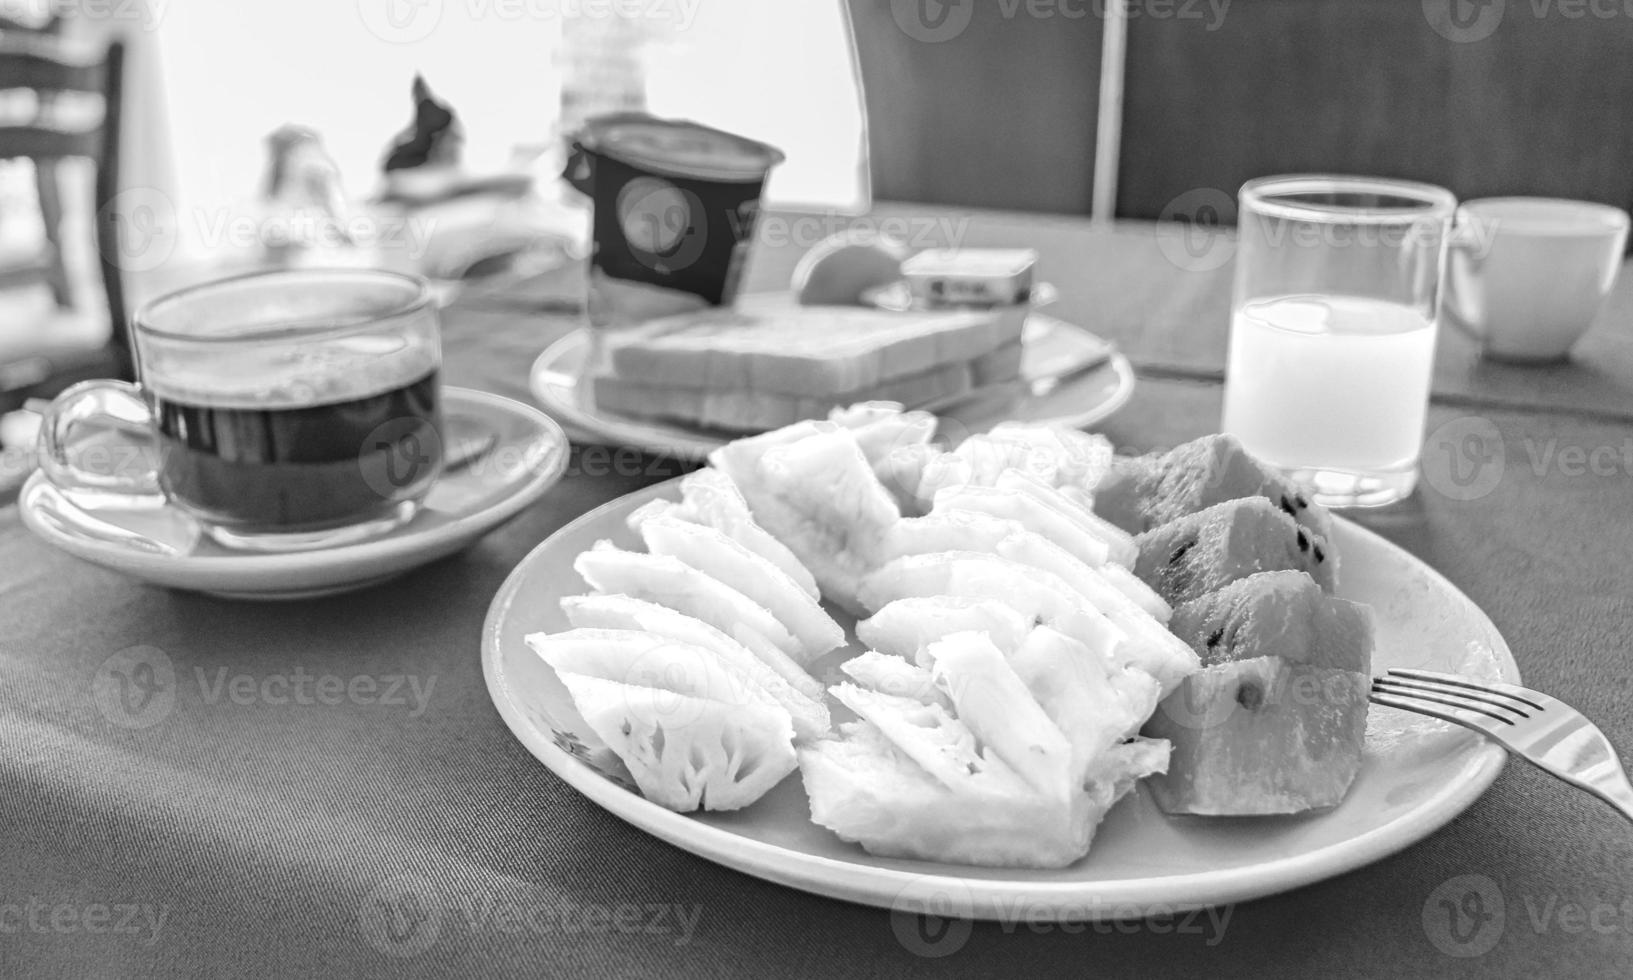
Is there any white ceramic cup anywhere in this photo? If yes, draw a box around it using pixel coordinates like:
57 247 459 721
1445 197 1630 362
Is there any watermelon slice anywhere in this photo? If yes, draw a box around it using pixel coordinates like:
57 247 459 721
1093 433 1336 543
1133 497 1336 606
1169 570 1372 673
1143 658 1369 815
1141 571 1374 816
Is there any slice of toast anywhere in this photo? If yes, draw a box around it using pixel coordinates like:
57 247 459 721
593 359 976 433
606 304 1018 397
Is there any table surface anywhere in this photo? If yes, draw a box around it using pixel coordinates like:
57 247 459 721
4 206 1631 979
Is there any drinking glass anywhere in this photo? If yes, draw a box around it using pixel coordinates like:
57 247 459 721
1222 175 1456 506
38 269 444 550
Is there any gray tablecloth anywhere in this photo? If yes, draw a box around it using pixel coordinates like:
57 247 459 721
4 228 1632 979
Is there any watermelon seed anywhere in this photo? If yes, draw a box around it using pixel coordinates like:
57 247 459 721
1236 683 1264 710
1295 494 1309 509
1206 627 1225 648
1170 540 1195 565
1296 529 1309 552
1313 544 1326 563
1278 494 1296 516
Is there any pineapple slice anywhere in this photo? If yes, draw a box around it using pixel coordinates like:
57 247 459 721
858 552 1130 652
559 595 828 737
856 596 1033 664
636 516 844 661
983 422 1115 493
838 650 950 709
1009 625 1162 776
932 484 1115 568
711 424 901 614
994 469 1138 567
829 683 1018 793
528 628 775 710
628 468 819 600
800 719 1170 868
826 402 937 468
573 543 805 662
992 531 1198 694
878 508 1021 564
922 632 1074 801
948 434 1062 490
799 721 1087 868
563 673 795 811
1095 562 1173 621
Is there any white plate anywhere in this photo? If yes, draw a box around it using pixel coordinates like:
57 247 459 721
483 479 1519 920
529 314 1136 459
21 388 569 600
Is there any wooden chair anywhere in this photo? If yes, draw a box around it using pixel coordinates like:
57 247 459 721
0 35 129 413
0 13 69 303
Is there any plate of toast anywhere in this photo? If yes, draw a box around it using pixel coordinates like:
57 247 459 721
529 295 1134 458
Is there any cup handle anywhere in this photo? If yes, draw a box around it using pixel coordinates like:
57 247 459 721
1440 213 1485 339
562 141 594 196
37 379 164 502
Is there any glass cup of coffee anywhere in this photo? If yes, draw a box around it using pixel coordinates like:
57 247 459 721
37 268 444 550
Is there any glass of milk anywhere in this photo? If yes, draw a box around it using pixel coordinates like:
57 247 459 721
1223 175 1457 507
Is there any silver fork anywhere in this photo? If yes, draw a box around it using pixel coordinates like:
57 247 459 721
1371 668 1633 825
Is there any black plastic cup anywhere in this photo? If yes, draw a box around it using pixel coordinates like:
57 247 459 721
565 113 784 308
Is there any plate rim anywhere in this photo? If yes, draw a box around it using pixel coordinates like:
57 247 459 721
20 386 570 588
528 323 1137 460
482 477 1516 921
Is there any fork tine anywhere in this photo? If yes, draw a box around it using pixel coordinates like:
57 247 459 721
1368 688 1509 733
1374 676 1531 720
1386 668 1547 712
1372 678 1520 726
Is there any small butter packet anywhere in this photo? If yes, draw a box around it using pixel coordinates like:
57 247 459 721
902 248 1037 307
